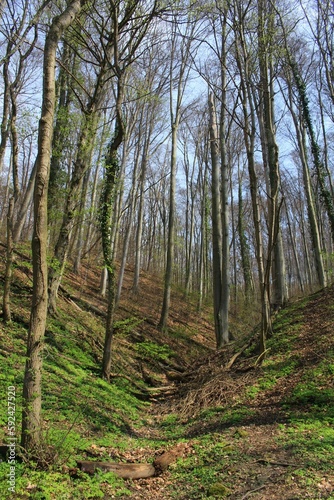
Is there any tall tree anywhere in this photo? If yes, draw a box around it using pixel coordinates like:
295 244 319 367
100 0 161 380
231 0 269 353
209 92 227 347
159 8 197 330
257 0 287 318
21 0 84 453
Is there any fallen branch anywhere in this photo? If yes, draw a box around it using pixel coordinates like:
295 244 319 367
145 385 175 392
143 385 176 399
59 284 106 318
64 296 84 312
166 370 191 382
225 341 251 370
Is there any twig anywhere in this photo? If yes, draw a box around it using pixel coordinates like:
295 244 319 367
254 458 301 467
241 485 265 499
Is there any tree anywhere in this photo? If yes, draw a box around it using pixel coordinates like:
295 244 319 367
21 0 84 453
1 1 40 319
209 92 227 347
230 0 269 353
283 79 327 288
257 0 288 323
159 7 198 330
100 0 161 380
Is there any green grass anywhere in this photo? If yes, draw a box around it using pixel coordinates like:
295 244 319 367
167 433 235 499
135 340 175 362
278 419 334 471
0 306 150 498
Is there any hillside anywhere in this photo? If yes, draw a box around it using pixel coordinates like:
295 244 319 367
0 246 333 499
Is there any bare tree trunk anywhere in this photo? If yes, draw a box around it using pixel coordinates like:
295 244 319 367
48 111 99 315
159 121 177 330
2 83 20 321
238 168 254 300
284 198 304 293
233 5 270 354
287 53 334 245
116 147 139 305
21 0 83 453
300 212 313 288
84 112 108 255
258 0 288 313
197 160 209 311
3 198 14 322
208 93 225 348
133 150 147 292
219 69 230 345
0 41 12 175
13 162 37 242
72 168 90 274
48 40 75 245
159 16 194 330
283 71 327 288
298 122 326 288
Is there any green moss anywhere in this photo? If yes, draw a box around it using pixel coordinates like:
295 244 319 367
207 482 231 497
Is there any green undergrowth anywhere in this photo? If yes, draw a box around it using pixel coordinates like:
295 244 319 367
0 311 152 498
1 248 334 498
0 248 213 498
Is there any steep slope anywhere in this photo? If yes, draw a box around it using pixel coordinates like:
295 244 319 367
0 245 333 499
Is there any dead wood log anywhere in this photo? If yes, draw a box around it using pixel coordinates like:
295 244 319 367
158 360 188 373
77 443 188 479
77 461 155 479
145 385 175 392
144 385 176 399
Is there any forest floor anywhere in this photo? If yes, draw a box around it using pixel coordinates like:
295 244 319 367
0 243 333 499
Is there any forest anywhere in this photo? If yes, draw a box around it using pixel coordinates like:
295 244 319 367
0 0 334 498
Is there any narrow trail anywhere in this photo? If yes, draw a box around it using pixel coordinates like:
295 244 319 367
120 285 334 498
